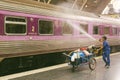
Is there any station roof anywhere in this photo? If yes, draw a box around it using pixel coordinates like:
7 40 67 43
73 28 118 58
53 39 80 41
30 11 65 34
2 0 111 14
2 0 120 18
32 0 111 14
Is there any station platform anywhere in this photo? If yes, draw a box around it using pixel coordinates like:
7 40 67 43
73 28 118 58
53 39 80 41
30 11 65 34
1 52 120 80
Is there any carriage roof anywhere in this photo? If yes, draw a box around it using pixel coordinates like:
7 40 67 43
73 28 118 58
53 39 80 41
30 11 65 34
0 0 120 26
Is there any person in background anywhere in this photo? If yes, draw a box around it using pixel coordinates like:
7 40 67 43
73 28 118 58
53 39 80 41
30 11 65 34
100 36 111 68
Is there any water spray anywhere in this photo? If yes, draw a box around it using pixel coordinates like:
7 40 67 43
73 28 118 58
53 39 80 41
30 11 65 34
66 20 96 41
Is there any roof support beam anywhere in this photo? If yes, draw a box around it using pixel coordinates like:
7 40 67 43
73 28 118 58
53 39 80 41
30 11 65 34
72 0 78 9
43 0 46 3
47 0 52 4
80 0 88 11
37 0 41 2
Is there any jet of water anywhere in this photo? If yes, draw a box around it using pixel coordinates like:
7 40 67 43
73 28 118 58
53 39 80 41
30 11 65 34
57 2 97 41
66 20 96 41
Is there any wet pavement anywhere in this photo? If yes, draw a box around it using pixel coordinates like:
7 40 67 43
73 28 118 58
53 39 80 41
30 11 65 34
11 53 120 80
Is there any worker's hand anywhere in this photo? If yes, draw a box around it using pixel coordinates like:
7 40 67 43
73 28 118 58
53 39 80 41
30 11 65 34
94 49 99 54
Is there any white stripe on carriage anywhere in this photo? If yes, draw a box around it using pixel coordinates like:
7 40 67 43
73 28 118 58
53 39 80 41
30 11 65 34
0 52 120 80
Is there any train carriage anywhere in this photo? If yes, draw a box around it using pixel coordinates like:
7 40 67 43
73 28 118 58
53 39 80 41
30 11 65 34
0 0 119 58
0 0 120 76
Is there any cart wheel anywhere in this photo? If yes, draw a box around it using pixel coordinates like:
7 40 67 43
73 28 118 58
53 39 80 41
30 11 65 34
72 64 75 72
89 58 96 70
72 63 78 72
71 59 79 72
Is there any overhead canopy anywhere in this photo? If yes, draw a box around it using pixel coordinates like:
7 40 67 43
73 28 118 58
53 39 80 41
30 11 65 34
2 0 111 14
32 0 111 14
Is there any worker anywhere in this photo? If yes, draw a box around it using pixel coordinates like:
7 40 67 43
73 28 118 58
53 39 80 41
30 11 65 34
100 36 111 68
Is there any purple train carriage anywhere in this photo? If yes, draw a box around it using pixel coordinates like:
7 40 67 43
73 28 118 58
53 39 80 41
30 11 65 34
0 0 119 76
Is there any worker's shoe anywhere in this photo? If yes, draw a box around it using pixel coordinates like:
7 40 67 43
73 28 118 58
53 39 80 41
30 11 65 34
106 65 110 68
105 64 107 67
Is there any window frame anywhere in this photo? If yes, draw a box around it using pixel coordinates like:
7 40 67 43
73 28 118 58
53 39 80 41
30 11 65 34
93 25 100 35
61 22 73 35
4 16 27 35
103 26 110 35
112 27 118 36
38 19 54 36
79 23 88 35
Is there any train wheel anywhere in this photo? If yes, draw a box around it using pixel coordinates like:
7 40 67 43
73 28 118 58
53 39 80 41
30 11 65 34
89 58 96 70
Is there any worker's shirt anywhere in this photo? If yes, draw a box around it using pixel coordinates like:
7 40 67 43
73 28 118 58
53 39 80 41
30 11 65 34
103 41 110 52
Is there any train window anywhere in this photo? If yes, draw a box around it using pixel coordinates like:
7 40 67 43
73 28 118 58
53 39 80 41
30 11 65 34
39 20 54 35
6 17 26 22
62 22 73 34
93 26 99 34
112 28 117 35
103 27 110 35
5 17 26 34
79 24 88 34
